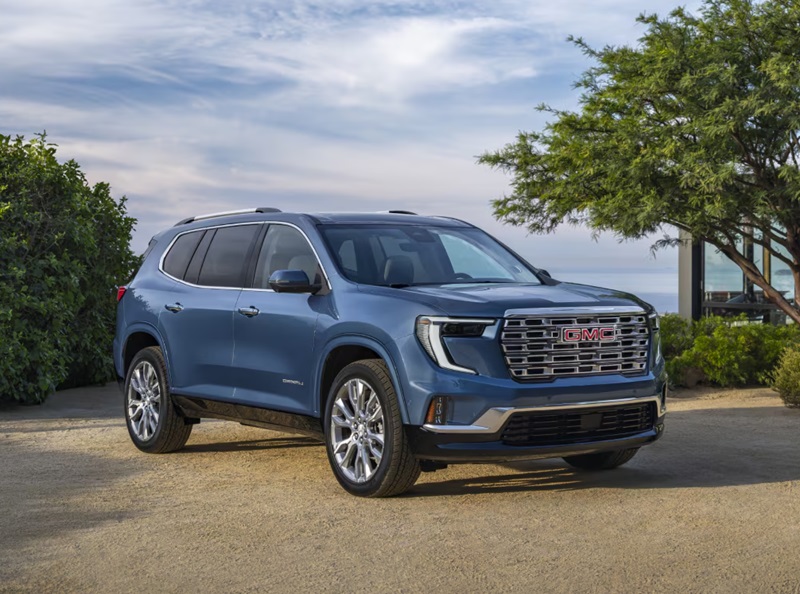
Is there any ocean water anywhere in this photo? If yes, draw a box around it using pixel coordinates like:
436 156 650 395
552 268 679 314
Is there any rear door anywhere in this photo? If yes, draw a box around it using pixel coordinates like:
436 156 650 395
158 223 261 400
231 223 325 414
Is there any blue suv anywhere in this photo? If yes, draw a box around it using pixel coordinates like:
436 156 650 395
114 208 666 497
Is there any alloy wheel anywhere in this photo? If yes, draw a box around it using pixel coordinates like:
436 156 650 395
330 378 385 483
127 360 161 441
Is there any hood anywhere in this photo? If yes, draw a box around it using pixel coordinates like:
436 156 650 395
360 281 652 317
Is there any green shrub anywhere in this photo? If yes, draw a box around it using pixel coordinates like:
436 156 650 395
660 313 693 359
770 346 800 407
0 134 137 403
666 315 800 388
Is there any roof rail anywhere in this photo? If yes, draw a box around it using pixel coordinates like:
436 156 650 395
174 207 282 226
431 215 473 226
383 210 418 215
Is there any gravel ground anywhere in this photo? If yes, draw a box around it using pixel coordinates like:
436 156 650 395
1 385 799 593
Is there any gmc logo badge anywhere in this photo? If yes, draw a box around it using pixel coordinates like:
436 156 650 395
562 327 616 342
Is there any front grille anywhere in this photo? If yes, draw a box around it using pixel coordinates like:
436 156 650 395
501 312 650 381
501 403 656 447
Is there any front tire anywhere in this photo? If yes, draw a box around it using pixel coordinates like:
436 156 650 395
324 359 420 497
124 346 192 453
563 447 639 471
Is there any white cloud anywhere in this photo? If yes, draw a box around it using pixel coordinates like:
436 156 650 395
0 0 689 287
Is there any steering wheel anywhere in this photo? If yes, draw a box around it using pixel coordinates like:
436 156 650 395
453 273 473 281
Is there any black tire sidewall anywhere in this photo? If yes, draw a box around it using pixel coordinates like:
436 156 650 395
324 362 400 496
123 347 171 452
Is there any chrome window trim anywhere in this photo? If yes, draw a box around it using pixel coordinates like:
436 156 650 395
422 395 663 434
158 221 331 292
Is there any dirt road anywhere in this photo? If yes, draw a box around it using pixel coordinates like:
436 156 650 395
1 386 799 593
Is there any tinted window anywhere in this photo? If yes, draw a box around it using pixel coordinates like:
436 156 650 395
197 225 259 288
320 225 540 287
183 230 215 285
163 231 203 280
254 225 321 288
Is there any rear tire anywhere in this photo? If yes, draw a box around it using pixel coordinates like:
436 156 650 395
124 346 192 454
324 359 420 497
563 447 639 470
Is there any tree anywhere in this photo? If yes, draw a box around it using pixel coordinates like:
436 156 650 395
479 0 800 323
0 134 138 403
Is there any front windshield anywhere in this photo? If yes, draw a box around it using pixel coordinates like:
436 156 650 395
319 224 541 287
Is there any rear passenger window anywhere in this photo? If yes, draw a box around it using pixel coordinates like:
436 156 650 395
197 225 260 288
162 231 203 280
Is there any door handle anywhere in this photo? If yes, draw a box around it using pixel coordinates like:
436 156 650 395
165 302 184 313
238 306 260 318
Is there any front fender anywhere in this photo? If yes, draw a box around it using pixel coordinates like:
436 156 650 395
316 334 410 424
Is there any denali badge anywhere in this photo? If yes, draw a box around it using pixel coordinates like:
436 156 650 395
562 327 616 342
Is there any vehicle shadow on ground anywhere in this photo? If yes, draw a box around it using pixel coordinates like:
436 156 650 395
0 384 120 421
179 436 323 453
408 406 800 497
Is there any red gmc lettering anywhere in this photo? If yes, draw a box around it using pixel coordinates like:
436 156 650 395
563 327 616 342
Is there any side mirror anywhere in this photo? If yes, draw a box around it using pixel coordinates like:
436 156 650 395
538 269 552 278
268 269 321 294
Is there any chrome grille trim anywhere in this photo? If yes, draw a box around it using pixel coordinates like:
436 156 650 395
501 310 651 381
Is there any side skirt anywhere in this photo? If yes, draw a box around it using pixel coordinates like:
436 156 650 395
172 395 325 440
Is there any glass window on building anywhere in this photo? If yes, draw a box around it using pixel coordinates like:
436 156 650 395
681 229 797 324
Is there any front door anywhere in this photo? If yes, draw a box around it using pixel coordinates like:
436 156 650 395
231 223 325 414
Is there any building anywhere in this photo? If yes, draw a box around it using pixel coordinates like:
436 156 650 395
678 230 795 323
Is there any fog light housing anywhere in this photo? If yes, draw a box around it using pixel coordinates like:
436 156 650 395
425 396 449 425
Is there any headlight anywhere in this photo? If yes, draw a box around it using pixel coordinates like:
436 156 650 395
415 316 496 374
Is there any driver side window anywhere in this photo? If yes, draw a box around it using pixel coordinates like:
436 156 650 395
253 225 322 289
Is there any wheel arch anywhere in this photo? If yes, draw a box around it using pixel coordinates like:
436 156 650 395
121 324 171 384
317 336 409 423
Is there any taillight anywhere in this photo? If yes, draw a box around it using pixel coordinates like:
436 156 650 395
116 286 127 302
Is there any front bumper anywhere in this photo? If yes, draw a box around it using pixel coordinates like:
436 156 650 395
408 393 666 463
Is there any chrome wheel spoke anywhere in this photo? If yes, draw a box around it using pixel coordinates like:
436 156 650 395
334 397 355 423
342 440 358 468
360 446 373 480
136 411 147 439
347 380 361 413
367 431 384 448
366 393 382 422
333 435 351 455
331 414 350 429
368 441 382 459
130 368 145 394
144 364 157 389
128 401 144 420
149 408 159 430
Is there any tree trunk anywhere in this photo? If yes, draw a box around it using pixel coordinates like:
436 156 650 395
721 245 800 325
793 267 800 313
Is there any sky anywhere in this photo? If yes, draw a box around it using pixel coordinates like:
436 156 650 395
0 0 701 306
